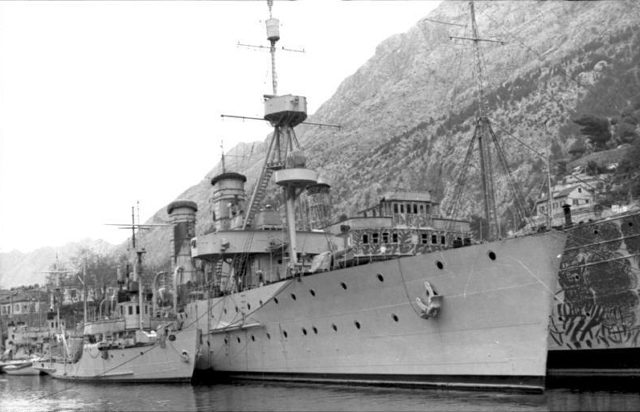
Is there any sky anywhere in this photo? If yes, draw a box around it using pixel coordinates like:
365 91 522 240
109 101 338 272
0 0 441 253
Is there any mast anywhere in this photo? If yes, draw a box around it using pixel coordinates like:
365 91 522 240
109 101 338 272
242 1 317 274
241 1 315 233
469 1 499 240
446 1 508 240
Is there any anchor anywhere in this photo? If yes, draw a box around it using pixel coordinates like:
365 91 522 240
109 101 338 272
416 281 442 319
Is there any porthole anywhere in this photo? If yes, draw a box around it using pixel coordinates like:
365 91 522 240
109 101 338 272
332 323 338 332
291 293 297 301
488 251 496 261
340 282 347 290
392 314 399 322
283 330 288 338
354 321 361 329
436 261 444 270
377 273 384 282
309 289 316 297
302 328 307 336
312 326 318 334
274 298 279 304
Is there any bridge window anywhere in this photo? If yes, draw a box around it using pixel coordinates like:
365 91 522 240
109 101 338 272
362 234 369 244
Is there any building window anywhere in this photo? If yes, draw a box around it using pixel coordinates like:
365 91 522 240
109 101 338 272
392 233 398 243
128 306 133 315
573 199 579 205
393 203 398 213
136 305 140 315
441 236 446 245
431 234 437 244
372 233 379 244
382 232 389 243
419 204 424 213
406 203 411 213
421 233 428 244
362 234 369 244
578 188 582 193
413 204 418 214
585 199 589 204
400 204 404 213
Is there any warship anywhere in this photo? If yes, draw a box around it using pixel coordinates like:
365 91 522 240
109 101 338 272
33 231 198 382
165 1 568 392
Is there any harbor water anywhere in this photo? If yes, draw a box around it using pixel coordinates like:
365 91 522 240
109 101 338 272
1 375 640 411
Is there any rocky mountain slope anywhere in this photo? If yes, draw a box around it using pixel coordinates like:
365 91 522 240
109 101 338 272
4 0 640 281
133 0 640 269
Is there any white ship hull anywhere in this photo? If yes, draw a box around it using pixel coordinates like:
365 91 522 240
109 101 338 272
187 232 566 391
33 328 198 383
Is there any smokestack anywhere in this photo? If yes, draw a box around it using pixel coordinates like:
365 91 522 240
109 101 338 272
167 200 198 285
210 172 247 231
307 177 332 230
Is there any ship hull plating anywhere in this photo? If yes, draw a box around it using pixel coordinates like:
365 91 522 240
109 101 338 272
547 212 640 378
34 328 198 383
188 232 566 391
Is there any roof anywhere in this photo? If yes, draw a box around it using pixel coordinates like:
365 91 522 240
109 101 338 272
381 191 434 203
536 185 591 204
0 291 47 304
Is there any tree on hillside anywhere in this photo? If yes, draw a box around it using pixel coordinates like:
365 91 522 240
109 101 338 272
568 137 587 159
615 137 640 197
573 115 611 150
615 120 639 144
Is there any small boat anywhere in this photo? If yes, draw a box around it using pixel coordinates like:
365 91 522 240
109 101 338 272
2 360 42 376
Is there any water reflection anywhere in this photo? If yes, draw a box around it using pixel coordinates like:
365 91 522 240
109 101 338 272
1 375 639 411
